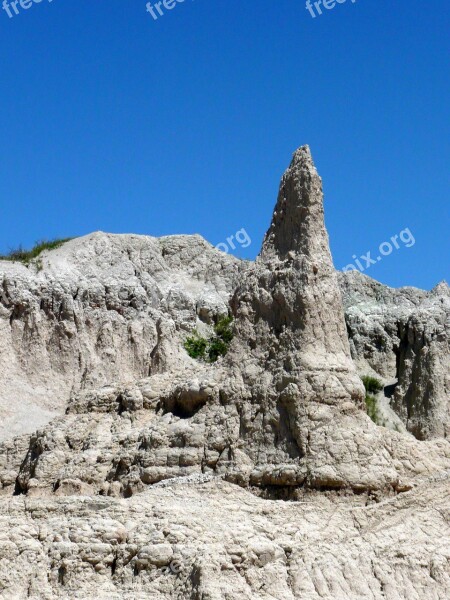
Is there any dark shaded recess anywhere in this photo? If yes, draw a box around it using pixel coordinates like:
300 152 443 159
384 382 397 399
158 396 208 420
58 565 67 586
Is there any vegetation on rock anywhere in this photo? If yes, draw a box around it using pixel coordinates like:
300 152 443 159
183 335 208 360
184 316 234 363
0 238 73 265
361 375 383 395
361 375 383 425
365 394 380 424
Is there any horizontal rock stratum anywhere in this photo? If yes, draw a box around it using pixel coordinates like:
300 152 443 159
0 146 449 599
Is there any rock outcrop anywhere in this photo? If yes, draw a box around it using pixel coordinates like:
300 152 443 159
1 473 449 600
0 234 245 440
341 272 450 439
0 146 449 599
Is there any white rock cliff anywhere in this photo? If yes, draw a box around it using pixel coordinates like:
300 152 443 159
0 146 448 599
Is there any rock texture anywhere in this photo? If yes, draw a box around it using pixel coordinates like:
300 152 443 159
0 146 449 599
341 272 450 439
0 233 245 440
1 473 449 600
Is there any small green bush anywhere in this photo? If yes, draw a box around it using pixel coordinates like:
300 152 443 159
184 334 208 360
361 375 384 425
361 375 383 395
213 316 234 344
184 316 234 363
0 238 73 266
365 394 380 425
207 337 228 362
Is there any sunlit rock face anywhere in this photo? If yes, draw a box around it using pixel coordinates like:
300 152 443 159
0 232 245 441
341 273 450 440
0 146 449 599
233 145 364 403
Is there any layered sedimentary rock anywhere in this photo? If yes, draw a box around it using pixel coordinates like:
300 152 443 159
0 146 449 599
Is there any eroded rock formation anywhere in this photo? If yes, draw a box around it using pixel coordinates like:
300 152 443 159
341 273 450 439
0 146 448 599
0 234 245 440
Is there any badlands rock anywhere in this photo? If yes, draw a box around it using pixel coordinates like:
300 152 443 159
1 474 450 600
0 233 245 440
0 146 449 599
341 272 450 439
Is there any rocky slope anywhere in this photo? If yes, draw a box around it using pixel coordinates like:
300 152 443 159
0 146 448 599
0 233 246 440
341 272 449 439
1 473 449 600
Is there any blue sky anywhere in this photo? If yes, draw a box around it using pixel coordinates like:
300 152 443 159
0 0 448 289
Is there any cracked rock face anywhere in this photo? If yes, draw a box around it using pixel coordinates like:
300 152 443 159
0 146 449 599
1 474 449 600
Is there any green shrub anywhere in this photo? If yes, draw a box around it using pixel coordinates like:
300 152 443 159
361 375 383 395
213 316 234 344
361 375 384 425
184 315 234 363
207 337 228 362
184 334 208 360
0 238 73 266
365 394 380 425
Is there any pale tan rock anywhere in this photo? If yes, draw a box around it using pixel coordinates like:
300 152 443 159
0 146 449 599
0 234 244 441
341 272 450 439
0 475 449 599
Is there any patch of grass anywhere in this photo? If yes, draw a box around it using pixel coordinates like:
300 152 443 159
184 316 234 363
213 315 234 344
361 375 383 395
365 394 380 425
361 375 384 426
0 238 73 266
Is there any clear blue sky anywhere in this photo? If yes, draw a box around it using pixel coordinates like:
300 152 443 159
0 0 448 289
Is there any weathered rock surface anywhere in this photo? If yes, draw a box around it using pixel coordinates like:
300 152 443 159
0 233 245 440
341 272 450 439
1 473 449 600
0 146 449 599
